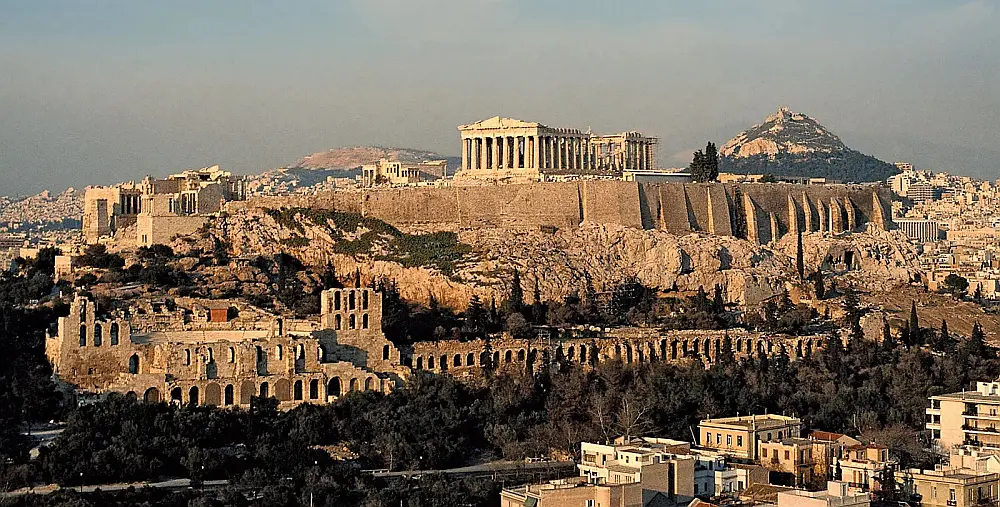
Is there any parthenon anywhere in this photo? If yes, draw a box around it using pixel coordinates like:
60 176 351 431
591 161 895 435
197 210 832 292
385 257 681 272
455 116 658 183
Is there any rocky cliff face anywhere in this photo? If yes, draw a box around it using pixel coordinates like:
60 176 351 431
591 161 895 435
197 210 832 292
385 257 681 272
170 208 921 311
720 107 899 182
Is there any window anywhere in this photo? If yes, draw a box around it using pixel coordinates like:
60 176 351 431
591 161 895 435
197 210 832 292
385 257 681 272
185 349 191 365
767 432 772 441
706 432 712 444
276 345 283 360
716 434 721 444
727 435 732 446
737 436 744 447
950 489 957 501
762 449 767 458
784 450 790 460
587 501 595 507
778 431 783 440
229 347 236 363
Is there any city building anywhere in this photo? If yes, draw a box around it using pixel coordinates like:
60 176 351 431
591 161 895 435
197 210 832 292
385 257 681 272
905 467 1000 507
776 481 870 507
834 443 895 492
500 478 651 507
927 379 1000 450
699 414 803 460
578 439 696 498
455 116 657 183
908 182 939 203
760 438 818 487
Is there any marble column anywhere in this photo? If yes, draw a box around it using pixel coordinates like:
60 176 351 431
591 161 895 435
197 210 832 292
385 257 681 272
461 139 468 171
509 137 516 169
480 138 487 170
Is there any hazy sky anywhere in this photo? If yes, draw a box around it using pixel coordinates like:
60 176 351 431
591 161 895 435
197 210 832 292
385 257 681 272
2 0 998 195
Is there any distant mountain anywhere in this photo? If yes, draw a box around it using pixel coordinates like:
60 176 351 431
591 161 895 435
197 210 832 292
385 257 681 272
290 146 458 171
719 107 899 182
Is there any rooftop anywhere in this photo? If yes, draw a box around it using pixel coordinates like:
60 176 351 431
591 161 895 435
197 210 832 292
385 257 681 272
701 414 801 429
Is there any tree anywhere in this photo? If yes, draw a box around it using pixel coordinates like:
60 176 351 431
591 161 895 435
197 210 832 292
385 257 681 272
909 301 920 336
759 173 778 183
974 284 984 302
504 313 531 338
796 230 805 280
689 142 719 183
506 270 524 316
941 274 970 297
712 284 726 314
462 296 487 338
811 271 826 300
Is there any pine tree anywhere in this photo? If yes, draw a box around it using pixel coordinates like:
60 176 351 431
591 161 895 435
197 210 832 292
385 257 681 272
796 230 805 280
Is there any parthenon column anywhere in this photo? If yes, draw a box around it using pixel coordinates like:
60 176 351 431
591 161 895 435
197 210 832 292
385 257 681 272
509 137 516 169
549 137 556 170
461 139 468 170
478 138 485 170
528 136 535 170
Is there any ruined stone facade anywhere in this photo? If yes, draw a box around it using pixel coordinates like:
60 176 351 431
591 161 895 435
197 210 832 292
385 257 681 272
83 165 246 246
46 288 403 408
48 290 826 409
455 117 657 183
361 159 448 187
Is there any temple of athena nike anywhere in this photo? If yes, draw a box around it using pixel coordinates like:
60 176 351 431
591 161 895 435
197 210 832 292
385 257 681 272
455 116 658 183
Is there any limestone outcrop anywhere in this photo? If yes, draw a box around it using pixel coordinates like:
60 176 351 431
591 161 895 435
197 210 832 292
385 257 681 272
170 207 921 311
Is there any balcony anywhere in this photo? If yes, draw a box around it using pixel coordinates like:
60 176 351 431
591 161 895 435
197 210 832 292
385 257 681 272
947 500 957 506
926 407 941 416
847 482 870 492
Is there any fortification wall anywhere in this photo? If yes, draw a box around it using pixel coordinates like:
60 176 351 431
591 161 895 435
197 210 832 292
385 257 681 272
237 182 892 242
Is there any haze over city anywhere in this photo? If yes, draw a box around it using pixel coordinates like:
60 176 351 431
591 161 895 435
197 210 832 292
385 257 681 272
1 0 998 195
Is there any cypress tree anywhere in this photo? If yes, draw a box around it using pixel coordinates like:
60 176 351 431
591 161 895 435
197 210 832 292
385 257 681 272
909 301 919 335
690 150 707 182
507 270 524 315
704 142 719 182
713 284 725 314
796 229 805 280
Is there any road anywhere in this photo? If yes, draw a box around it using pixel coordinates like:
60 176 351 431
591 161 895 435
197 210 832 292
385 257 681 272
373 460 576 479
1 479 229 498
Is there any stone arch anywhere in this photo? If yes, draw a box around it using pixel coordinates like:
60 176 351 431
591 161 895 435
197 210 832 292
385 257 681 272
493 351 500 366
93 323 103 347
170 387 183 403
735 338 742 353
428 355 435 369
671 341 679 359
110 322 119 345
362 314 369 329
293 380 303 400
796 340 803 358
365 377 373 391
185 349 192 365
383 345 390 361
659 340 667 361
205 383 221 406
704 339 711 358
328 377 342 398
334 291 341 310
275 345 283 361
309 379 319 400
568 346 576 361
79 324 87 347
479 351 488 366
362 290 369 310
440 355 448 371
692 339 699 356
625 343 633 364
240 380 254 404
349 314 356 329
416 356 423 369
349 378 359 392
318 345 326 362
637 344 645 363
805 340 814 357
259 382 270 399
224 384 234 405
188 386 199 406
517 349 526 362
648 342 657 362
335 314 341 330
143 387 161 403
714 339 721 361
274 379 291 401
454 354 462 367
466 352 475 366
349 290 356 310
128 353 140 374
229 347 236 363
504 350 512 363
125 391 136 400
